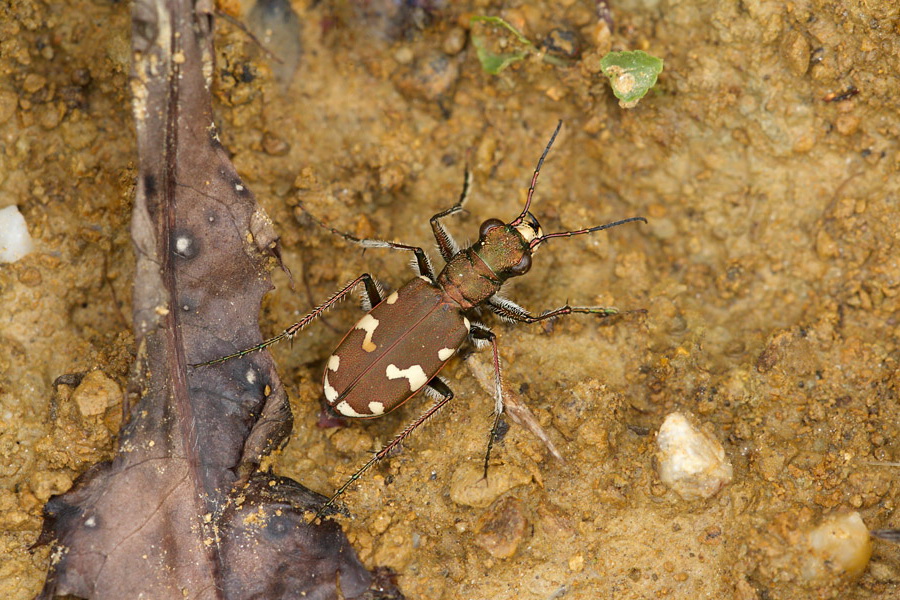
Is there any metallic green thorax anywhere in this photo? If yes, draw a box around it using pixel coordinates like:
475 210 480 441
438 216 542 309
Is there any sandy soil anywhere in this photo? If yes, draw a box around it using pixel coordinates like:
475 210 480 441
1 1 898 599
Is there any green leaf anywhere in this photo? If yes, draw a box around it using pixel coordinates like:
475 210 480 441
599 50 664 108
469 15 535 48
469 15 536 75
471 40 528 75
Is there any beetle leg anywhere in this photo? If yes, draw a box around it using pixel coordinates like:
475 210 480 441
430 168 472 262
297 202 437 280
190 273 381 367
316 378 455 519
470 324 506 478
487 295 619 324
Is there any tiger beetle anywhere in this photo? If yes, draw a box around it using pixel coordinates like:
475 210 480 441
193 121 646 518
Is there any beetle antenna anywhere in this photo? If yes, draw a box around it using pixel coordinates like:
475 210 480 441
511 120 563 227
529 216 647 249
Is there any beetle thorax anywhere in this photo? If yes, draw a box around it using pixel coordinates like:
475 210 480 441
437 218 539 309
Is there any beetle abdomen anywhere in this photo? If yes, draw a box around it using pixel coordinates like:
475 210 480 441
324 276 469 418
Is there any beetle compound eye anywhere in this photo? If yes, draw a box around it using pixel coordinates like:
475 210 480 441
510 252 532 275
479 218 505 238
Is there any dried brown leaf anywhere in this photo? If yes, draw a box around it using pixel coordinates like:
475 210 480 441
35 2 395 598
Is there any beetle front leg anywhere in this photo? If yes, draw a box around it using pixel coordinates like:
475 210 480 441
470 324 507 478
190 273 382 367
316 377 455 519
430 168 472 262
487 295 620 324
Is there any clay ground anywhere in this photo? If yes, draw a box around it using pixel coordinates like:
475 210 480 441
1 1 898 598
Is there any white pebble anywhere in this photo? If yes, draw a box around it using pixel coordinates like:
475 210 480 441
656 412 733 500
0 205 35 263
801 512 872 584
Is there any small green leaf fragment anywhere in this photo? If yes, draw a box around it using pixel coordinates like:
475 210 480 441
472 40 528 75
469 15 535 75
599 50 664 107
469 16 535 48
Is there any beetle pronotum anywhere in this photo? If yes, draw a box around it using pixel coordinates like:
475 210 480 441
194 122 646 517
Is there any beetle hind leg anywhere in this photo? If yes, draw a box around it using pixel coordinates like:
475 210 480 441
315 377 455 519
190 272 382 367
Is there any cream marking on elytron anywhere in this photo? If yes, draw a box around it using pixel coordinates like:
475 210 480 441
323 373 338 402
335 400 366 417
354 314 380 352
327 354 340 371
245 368 257 384
438 347 455 361
385 291 399 304
385 363 428 391
463 316 471 332
368 401 385 415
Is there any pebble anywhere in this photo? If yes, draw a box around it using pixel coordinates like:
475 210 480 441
0 90 17 125
393 51 459 103
474 496 528 559
800 512 872 584
781 30 810 77
72 370 123 417
442 27 466 56
449 462 531 508
30 470 73 502
543 28 582 59
656 412 733 500
0 206 34 263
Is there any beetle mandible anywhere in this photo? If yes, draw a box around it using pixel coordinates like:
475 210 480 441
193 121 646 516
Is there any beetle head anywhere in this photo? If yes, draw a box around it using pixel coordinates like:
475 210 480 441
473 122 647 282
473 212 542 280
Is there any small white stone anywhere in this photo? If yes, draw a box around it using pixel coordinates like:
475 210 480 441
656 412 733 500
0 205 35 263
801 512 872 584
71 370 123 417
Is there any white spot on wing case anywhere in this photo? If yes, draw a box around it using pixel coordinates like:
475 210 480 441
327 354 340 371
335 400 366 417
386 363 428 392
354 314 380 352
323 373 339 402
